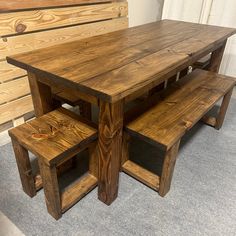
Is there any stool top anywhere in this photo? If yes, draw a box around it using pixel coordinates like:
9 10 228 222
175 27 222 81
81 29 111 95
9 108 97 165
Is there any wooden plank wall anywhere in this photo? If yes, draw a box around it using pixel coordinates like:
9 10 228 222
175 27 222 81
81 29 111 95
0 0 128 134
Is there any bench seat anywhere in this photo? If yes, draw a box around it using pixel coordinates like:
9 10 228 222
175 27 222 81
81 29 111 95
126 69 235 151
123 69 235 197
9 107 98 219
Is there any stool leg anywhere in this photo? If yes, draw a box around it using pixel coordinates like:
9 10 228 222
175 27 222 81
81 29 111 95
39 160 61 220
215 88 233 130
159 140 180 197
11 138 36 197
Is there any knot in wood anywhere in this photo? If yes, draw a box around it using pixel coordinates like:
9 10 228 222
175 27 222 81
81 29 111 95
32 133 49 140
2 37 7 42
15 23 27 33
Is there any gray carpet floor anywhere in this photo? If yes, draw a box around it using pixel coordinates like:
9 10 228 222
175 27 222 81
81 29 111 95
0 99 236 236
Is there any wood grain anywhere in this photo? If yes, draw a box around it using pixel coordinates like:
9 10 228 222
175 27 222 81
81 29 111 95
52 86 99 106
0 95 33 124
27 72 54 117
215 88 234 130
39 159 62 220
0 1 128 130
0 0 113 12
0 60 26 83
1 17 128 60
11 138 37 197
79 26 236 102
0 77 30 104
159 140 180 197
122 160 160 191
61 174 97 212
6 20 176 66
8 107 98 165
126 69 236 150
8 20 236 103
0 2 128 36
98 100 123 205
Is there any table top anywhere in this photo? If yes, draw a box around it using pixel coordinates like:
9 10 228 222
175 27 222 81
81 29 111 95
7 20 236 103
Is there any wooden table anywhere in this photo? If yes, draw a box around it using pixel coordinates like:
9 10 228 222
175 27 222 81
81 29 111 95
7 20 236 205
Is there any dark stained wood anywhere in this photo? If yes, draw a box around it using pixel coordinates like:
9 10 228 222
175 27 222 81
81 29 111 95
7 20 236 206
98 100 123 205
9 107 99 219
0 0 112 12
11 138 37 197
50 79 99 106
8 108 98 165
193 54 211 70
7 20 179 66
202 87 233 130
201 116 217 127
126 70 236 150
38 159 62 220
7 21 236 103
78 100 92 120
124 69 235 197
207 41 227 73
89 142 99 178
122 160 160 190
215 88 234 130
53 90 83 106
159 140 180 197
27 72 54 117
121 132 130 167
61 173 97 212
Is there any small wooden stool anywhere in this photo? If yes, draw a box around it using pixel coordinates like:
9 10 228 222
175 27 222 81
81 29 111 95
9 108 98 220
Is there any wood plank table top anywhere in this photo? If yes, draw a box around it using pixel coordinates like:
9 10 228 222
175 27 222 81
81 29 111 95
7 20 236 103
7 20 236 206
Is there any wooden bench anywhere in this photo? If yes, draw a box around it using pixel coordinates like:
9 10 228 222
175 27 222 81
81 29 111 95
122 69 235 197
9 107 98 220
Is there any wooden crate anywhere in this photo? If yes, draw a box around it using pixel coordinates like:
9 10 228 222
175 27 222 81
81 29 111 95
0 0 128 137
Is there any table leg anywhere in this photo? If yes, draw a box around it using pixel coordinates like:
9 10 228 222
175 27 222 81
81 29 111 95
27 72 54 117
97 100 124 205
207 40 227 73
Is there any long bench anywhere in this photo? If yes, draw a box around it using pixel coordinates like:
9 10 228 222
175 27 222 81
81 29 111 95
122 69 235 197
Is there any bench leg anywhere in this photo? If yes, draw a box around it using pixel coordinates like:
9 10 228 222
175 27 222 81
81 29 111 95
159 140 180 197
39 160 62 220
11 139 37 198
215 88 234 130
202 88 233 130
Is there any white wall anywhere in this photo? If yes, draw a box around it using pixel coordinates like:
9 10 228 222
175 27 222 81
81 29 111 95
207 0 236 76
162 0 236 77
128 0 164 27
